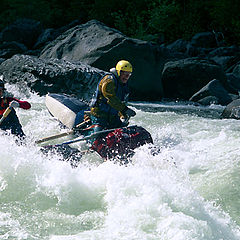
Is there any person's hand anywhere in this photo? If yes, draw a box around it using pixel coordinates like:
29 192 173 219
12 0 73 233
124 107 136 117
121 117 129 127
10 101 20 108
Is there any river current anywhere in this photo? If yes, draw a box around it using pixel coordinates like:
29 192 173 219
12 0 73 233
0 85 240 240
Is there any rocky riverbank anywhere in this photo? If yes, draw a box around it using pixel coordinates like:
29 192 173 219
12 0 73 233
0 18 240 108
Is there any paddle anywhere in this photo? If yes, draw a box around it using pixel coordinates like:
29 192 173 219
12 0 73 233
44 125 136 148
37 115 131 144
35 120 90 144
0 106 12 125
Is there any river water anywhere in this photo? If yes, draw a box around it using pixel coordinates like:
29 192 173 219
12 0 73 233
0 85 240 240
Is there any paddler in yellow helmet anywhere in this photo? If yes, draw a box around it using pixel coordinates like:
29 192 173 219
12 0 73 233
89 60 136 131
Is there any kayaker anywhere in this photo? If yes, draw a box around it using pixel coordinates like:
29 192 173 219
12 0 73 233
0 78 31 138
87 60 136 133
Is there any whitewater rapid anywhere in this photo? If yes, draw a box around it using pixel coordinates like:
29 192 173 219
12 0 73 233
0 85 240 240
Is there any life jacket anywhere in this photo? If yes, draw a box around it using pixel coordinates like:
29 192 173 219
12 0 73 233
91 73 129 117
0 98 9 116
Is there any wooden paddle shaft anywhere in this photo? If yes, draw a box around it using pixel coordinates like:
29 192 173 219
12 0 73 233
0 107 12 125
36 120 89 144
35 130 74 144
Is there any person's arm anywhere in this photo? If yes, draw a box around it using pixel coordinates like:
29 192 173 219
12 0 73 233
8 97 31 109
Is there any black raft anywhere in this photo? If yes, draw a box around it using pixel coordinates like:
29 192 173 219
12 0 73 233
43 93 153 165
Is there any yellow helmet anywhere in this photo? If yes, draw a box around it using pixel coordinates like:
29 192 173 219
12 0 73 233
116 60 133 76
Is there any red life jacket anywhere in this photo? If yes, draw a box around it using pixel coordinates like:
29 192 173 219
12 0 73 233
0 98 8 116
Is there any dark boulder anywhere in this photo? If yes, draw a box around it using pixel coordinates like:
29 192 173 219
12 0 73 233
40 20 183 101
196 96 220 106
186 44 210 58
189 79 232 106
232 61 240 79
208 46 240 72
0 18 43 49
33 20 83 50
226 73 240 94
182 32 222 58
221 99 240 119
0 41 27 58
0 54 104 100
0 58 5 65
33 28 57 50
166 39 189 54
190 32 218 49
161 58 227 100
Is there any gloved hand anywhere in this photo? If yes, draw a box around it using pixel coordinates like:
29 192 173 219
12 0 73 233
123 107 136 117
10 101 20 108
84 114 91 122
121 117 130 127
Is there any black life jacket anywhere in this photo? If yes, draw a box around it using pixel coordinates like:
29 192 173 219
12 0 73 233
91 73 129 116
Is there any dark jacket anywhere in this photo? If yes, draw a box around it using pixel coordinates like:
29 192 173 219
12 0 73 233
0 97 31 137
91 70 129 121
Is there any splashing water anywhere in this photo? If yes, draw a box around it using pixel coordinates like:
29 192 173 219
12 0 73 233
0 85 240 240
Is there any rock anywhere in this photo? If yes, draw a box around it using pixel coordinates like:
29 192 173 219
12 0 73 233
0 54 104 100
166 39 189 54
208 46 240 71
182 32 222 58
33 28 57 50
0 58 5 64
0 18 238 104
232 61 240 78
226 73 240 94
0 41 27 58
40 20 182 100
33 20 83 50
189 79 232 105
221 99 240 119
190 32 218 49
0 18 43 49
197 96 219 105
162 58 227 100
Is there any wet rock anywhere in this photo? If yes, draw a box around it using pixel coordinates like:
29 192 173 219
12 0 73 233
189 79 232 106
162 58 227 100
0 54 104 100
221 99 240 119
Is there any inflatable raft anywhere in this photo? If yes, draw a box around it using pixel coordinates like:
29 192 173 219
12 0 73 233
45 93 153 161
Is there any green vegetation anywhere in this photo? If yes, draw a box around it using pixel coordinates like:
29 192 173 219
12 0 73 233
1 0 240 45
